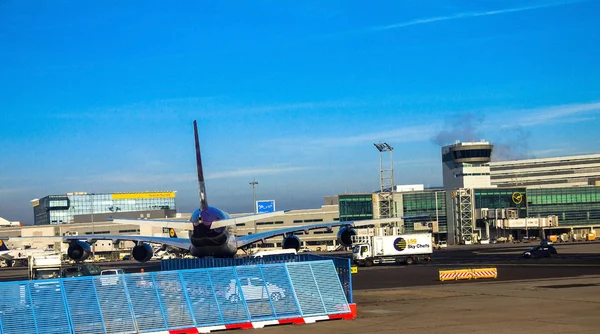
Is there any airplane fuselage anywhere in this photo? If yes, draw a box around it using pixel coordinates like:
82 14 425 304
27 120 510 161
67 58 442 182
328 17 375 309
188 206 239 257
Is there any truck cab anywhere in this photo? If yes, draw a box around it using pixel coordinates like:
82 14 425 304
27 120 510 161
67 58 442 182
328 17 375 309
352 244 370 261
28 255 62 280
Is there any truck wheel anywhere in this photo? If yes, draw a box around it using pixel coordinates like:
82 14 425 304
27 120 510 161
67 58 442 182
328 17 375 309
365 258 374 267
405 257 414 265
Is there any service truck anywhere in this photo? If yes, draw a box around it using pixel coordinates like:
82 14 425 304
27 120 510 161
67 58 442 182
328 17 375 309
351 233 433 267
28 254 62 280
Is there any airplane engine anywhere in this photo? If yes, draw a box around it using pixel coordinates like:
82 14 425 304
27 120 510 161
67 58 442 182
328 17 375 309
282 235 301 251
337 226 357 247
131 243 154 263
67 241 92 262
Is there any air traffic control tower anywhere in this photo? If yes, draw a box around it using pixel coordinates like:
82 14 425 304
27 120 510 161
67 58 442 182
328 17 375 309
442 141 495 244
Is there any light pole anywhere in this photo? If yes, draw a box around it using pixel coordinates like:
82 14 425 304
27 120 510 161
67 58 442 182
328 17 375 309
249 178 258 214
249 178 258 239
90 193 95 259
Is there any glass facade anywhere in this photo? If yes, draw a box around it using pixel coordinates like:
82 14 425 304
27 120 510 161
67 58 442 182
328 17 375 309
339 194 373 222
33 191 177 225
527 187 600 227
402 191 447 233
475 188 528 218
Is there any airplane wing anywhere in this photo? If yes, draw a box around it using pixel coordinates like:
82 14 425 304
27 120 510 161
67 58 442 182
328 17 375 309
61 235 193 250
235 216 428 248
111 219 191 224
0 235 193 251
110 210 287 229
211 210 289 229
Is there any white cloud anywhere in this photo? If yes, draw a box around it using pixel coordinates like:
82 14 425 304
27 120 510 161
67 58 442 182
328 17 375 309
208 166 314 179
494 101 600 129
323 1 584 38
277 123 442 153
69 165 314 185
51 97 363 120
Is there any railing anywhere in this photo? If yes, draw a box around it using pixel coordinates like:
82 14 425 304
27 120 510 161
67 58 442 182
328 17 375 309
0 260 350 334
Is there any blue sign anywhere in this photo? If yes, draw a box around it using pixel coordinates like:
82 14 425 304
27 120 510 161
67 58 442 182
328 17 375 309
256 200 275 213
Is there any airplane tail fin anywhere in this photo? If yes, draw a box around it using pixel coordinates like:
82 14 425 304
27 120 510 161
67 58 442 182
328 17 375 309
0 240 8 251
193 120 209 212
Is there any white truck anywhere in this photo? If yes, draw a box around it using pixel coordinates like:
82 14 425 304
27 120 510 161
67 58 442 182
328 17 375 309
352 233 433 267
28 254 62 280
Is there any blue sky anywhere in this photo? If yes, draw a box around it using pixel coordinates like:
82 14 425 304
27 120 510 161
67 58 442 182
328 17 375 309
1 0 600 224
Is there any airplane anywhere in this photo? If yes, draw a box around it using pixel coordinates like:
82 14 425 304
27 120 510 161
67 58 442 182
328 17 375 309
2 121 429 263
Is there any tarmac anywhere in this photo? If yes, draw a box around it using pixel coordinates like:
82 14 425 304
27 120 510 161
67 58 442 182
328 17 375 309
2 241 600 333
259 275 600 333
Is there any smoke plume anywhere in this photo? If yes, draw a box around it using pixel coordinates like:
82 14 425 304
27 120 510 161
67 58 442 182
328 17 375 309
432 113 485 146
490 126 533 161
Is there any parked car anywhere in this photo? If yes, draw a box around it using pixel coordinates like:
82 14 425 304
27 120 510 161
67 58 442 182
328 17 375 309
100 269 126 275
523 245 557 258
226 277 286 303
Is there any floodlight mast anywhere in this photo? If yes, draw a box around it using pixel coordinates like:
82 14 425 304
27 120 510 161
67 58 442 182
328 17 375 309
373 142 395 222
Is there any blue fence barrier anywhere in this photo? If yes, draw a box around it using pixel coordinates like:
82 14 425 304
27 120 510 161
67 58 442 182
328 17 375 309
161 254 353 303
0 260 350 334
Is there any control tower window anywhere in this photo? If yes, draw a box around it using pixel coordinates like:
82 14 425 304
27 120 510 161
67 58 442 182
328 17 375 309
452 149 492 160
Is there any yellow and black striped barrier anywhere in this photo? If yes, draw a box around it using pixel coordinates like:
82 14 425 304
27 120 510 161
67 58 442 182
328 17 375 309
439 267 497 281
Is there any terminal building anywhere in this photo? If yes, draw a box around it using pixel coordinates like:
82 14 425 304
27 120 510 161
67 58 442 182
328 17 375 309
489 154 600 188
31 191 177 225
441 144 600 245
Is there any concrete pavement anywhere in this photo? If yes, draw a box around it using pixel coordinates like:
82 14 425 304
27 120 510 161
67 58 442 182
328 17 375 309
259 275 600 333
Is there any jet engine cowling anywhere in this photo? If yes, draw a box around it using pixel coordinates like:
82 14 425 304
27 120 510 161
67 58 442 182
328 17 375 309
67 241 92 262
337 226 357 247
282 235 301 251
131 243 154 263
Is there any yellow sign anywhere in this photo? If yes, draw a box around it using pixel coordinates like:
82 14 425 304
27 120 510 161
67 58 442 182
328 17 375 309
169 228 175 237
31 199 39 207
112 192 176 200
450 191 456 199
351 266 358 274
0 240 3 247
512 192 523 205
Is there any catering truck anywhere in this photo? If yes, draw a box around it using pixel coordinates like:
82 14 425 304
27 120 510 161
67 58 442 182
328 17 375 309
28 254 62 280
351 233 433 267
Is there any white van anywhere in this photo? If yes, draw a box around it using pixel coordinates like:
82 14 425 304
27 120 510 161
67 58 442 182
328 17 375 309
250 249 297 258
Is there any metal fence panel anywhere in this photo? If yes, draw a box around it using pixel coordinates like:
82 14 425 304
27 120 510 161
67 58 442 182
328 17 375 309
285 263 327 316
123 274 166 333
28 280 72 334
94 276 137 334
179 270 222 327
255 264 301 319
161 254 354 303
153 271 195 329
309 261 351 314
0 283 38 334
62 277 106 334
208 267 250 324
234 266 277 321
0 260 350 334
